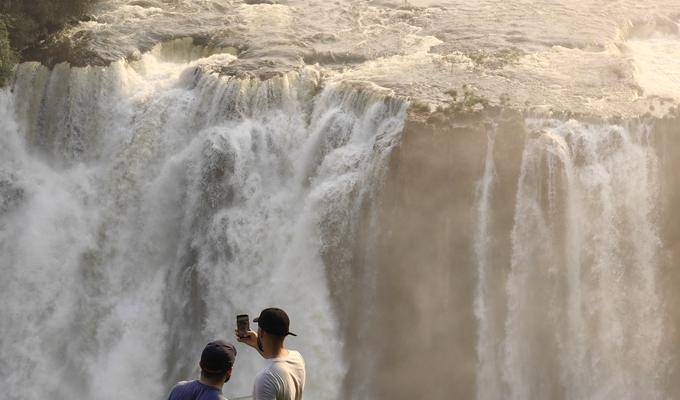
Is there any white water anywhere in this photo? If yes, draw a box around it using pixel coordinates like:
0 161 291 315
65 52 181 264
0 50 406 400
624 18 680 100
474 119 664 399
474 125 502 400
627 34 680 100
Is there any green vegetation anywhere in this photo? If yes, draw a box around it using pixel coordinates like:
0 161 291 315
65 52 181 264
410 99 431 114
438 84 490 114
465 47 525 70
426 86 518 125
0 0 94 86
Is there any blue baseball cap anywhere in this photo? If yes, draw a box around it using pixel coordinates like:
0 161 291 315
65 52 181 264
200 340 237 374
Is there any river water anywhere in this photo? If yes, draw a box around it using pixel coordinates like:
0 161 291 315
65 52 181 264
1 1 679 400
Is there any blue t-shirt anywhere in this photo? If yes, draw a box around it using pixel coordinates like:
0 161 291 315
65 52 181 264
168 380 225 400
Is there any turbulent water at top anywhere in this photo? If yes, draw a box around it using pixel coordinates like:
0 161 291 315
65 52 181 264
48 0 680 114
0 46 406 399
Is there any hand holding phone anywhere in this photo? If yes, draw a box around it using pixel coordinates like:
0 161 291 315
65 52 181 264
237 314 250 339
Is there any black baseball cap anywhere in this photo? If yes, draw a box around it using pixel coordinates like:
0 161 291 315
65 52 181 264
200 340 237 374
253 308 297 337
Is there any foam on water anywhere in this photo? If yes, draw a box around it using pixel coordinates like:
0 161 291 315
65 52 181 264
627 33 680 100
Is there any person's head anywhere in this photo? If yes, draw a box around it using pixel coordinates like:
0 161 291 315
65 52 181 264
254 308 297 356
199 340 237 386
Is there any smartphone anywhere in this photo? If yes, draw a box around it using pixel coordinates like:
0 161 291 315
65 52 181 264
237 314 250 338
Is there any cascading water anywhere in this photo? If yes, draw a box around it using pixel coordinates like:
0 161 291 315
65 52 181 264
474 124 503 400
0 46 406 400
3 3 680 399
474 118 666 400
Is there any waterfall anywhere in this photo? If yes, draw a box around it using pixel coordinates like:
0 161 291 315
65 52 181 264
474 125 503 400
1 37 675 400
472 118 665 400
0 49 407 400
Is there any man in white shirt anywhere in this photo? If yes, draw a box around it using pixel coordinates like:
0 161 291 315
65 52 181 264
235 308 306 400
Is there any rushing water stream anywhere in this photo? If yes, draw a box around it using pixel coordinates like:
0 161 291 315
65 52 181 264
1 1 680 400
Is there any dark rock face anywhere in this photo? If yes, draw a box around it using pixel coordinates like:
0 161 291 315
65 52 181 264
1 1 92 50
345 109 680 399
340 110 527 399
20 30 112 68
653 115 680 395
0 0 95 75
1 0 93 54
377 110 525 399
0 19 14 86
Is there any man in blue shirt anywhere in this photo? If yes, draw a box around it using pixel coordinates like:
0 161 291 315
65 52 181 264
168 340 237 400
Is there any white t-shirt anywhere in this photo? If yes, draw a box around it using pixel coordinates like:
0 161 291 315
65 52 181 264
253 350 306 400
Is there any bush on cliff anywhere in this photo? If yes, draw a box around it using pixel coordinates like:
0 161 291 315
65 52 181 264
440 85 490 114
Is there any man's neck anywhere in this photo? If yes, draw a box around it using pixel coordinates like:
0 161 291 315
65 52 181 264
199 378 224 391
266 345 289 359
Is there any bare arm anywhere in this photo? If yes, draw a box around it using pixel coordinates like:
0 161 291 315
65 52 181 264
235 329 266 358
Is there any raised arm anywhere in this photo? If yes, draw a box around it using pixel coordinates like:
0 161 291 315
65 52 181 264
235 329 266 359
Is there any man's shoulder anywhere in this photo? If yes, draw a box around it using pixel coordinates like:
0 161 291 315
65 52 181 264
169 380 225 400
170 380 195 392
288 350 304 363
265 351 305 377
282 350 305 369
168 381 194 400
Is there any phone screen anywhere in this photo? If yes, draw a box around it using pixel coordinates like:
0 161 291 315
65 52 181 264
237 314 249 338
